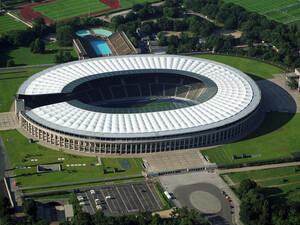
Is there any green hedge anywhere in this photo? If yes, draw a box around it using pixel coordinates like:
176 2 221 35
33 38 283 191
153 182 174 210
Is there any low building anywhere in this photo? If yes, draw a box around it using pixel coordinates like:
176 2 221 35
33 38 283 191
64 205 74 221
147 40 168 54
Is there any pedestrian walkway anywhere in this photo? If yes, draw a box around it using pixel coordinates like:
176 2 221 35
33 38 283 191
219 161 300 174
0 112 19 131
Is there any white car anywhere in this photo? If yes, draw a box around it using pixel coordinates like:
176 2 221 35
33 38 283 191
77 196 84 202
96 205 102 210
90 189 96 195
79 202 85 206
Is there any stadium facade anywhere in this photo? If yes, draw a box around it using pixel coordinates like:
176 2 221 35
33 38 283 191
16 55 262 154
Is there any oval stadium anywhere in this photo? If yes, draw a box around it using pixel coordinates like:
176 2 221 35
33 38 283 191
15 55 262 154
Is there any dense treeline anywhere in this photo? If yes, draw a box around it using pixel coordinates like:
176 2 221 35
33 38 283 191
183 0 300 68
60 207 210 225
110 0 215 51
237 179 300 225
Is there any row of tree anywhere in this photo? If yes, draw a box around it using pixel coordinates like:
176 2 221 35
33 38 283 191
237 179 300 225
59 207 210 225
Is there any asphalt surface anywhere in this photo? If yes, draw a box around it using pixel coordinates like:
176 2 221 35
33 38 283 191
159 172 241 225
0 134 8 179
75 181 163 216
174 183 232 225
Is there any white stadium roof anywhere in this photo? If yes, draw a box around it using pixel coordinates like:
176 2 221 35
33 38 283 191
18 55 261 139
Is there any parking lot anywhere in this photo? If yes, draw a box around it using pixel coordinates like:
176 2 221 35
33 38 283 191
76 181 163 216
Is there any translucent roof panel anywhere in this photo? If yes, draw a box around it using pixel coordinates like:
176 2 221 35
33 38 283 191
19 55 261 138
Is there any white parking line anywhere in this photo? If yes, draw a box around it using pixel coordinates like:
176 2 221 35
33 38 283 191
131 185 146 210
116 187 129 212
100 189 113 213
147 183 161 208
84 192 96 214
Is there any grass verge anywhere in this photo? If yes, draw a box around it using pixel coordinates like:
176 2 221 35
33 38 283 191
23 176 144 194
153 182 174 210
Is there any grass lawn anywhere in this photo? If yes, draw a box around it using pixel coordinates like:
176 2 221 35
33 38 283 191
201 113 299 165
224 166 300 203
226 167 299 183
0 13 28 35
194 55 284 80
0 42 77 67
0 68 45 112
24 177 144 193
1 129 143 187
32 0 110 21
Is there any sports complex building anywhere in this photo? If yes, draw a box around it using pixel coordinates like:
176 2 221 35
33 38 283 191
16 55 262 154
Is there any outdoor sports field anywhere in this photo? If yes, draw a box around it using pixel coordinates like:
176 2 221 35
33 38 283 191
0 14 28 34
24 0 159 23
224 0 300 24
32 0 110 21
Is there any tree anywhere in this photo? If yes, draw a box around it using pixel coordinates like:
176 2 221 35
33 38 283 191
110 15 125 30
0 196 10 209
237 179 258 198
286 79 298 90
73 212 92 225
56 25 74 46
6 59 15 67
22 198 37 218
30 38 45 53
166 45 177 54
54 50 74 64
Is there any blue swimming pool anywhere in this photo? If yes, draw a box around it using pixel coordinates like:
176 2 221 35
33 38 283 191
93 28 112 37
90 40 112 55
76 30 90 37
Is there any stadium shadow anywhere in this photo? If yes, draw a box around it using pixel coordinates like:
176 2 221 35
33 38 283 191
245 73 266 81
239 79 296 141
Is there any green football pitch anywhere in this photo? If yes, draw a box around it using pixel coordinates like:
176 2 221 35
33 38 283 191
224 0 300 23
32 0 110 21
0 14 28 35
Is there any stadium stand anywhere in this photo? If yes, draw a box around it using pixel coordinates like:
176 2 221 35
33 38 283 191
71 73 209 106
107 31 138 56
73 36 97 59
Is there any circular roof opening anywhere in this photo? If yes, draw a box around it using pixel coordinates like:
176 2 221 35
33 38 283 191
67 71 218 113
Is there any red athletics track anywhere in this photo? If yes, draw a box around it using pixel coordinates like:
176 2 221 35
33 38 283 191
20 0 122 25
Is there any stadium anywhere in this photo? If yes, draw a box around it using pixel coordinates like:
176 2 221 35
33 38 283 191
15 55 262 154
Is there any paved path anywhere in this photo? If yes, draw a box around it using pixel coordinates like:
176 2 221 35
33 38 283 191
0 112 19 131
0 64 55 71
219 161 300 174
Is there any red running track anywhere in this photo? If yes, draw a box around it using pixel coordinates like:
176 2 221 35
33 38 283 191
20 0 122 25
